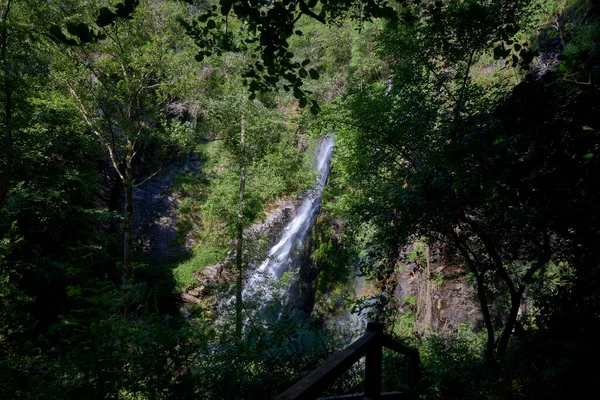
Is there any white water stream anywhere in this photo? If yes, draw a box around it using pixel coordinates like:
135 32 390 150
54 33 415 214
246 135 335 288
239 135 368 337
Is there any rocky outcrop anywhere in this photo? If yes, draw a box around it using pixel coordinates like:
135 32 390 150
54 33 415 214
393 243 483 334
183 198 297 304
245 198 296 253
130 153 202 261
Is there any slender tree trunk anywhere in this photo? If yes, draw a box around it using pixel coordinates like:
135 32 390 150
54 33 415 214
450 231 496 360
122 142 135 318
497 289 525 359
497 236 551 358
235 116 246 343
123 141 135 287
452 48 476 140
0 0 13 210
474 272 496 360
416 244 433 333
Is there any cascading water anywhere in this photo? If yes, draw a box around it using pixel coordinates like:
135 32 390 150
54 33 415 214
246 135 334 288
240 135 366 338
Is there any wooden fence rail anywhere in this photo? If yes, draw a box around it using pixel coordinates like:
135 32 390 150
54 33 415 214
276 322 420 400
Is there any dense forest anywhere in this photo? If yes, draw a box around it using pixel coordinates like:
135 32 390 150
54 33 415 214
1 0 599 398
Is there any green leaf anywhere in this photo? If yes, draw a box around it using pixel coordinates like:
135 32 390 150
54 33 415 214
66 23 78 36
66 286 82 297
221 2 232 15
233 4 244 15
115 0 137 19
309 68 320 79
207 19 216 29
493 45 503 60
451 178 463 191
299 68 308 78
310 101 320 115
295 30 303 36
583 126 594 131
299 97 308 108
49 25 67 42
583 153 594 159
293 89 303 99
97 7 116 27
76 23 92 43
301 59 310 67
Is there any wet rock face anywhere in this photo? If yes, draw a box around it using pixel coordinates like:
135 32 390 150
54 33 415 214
130 153 203 261
393 243 484 334
246 199 296 253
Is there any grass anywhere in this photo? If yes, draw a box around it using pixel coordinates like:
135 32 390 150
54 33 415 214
172 243 228 288
169 139 230 289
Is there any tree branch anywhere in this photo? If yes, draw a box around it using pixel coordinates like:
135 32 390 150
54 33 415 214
66 83 125 182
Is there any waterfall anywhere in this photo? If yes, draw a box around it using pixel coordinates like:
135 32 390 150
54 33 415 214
247 135 334 287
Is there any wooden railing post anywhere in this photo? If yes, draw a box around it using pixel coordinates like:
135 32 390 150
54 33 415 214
364 322 383 400
277 322 419 400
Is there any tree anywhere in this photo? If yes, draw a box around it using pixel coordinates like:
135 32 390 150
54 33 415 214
235 114 246 341
0 0 55 208
0 0 13 209
179 0 405 114
202 73 313 341
331 0 550 360
50 0 196 290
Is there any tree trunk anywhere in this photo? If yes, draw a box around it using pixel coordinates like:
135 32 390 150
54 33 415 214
497 238 551 359
0 0 13 210
416 244 433 334
122 143 135 317
451 231 496 360
123 142 134 287
474 272 496 361
235 116 246 343
497 288 525 359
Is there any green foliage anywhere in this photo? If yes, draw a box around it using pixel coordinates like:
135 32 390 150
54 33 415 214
318 0 600 367
2 0 600 398
311 209 354 317
407 243 426 264
201 84 313 235
172 244 227 288
180 0 400 113
178 270 341 399
392 309 417 339
418 326 489 399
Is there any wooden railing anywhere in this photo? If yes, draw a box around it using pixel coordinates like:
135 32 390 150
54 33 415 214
276 322 420 400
